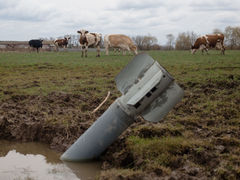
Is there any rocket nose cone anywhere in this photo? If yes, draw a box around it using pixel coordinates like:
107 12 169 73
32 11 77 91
60 153 67 161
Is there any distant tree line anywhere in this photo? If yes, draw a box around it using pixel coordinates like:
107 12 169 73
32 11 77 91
41 25 240 50
131 25 240 50
132 34 160 50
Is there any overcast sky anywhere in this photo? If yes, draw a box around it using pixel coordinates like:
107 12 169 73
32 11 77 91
0 0 239 44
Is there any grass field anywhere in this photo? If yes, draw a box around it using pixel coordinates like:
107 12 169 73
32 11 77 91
0 50 239 97
0 50 240 179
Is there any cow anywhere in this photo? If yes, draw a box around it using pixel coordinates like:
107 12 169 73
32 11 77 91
113 48 122 55
104 34 138 56
113 48 133 55
29 39 43 53
77 30 102 57
54 37 71 51
191 34 225 55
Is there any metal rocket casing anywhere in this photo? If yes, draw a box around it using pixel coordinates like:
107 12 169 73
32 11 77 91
60 101 135 161
61 53 184 161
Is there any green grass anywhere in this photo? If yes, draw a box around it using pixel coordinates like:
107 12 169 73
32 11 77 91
127 136 193 163
0 50 239 99
0 51 132 99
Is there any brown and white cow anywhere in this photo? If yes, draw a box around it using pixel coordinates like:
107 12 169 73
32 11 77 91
54 37 71 51
104 34 138 55
191 34 225 55
77 30 102 57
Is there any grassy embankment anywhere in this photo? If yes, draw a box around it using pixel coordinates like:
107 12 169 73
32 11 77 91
0 50 240 179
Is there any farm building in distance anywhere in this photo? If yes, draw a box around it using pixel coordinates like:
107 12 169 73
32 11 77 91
0 40 55 52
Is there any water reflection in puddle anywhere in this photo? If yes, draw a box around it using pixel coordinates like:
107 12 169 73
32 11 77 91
0 140 102 180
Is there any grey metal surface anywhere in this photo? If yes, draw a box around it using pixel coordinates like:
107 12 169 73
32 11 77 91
141 82 184 122
127 70 163 106
115 53 155 94
60 100 135 161
117 58 175 116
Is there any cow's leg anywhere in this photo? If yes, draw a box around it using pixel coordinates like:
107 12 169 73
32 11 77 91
199 44 207 55
85 46 88 57
105 45 109 55
202 48 208 55
216 41 224 55
205 48 209 55
221 45 225 55
81 46 85 57
96 45 100 57
126 47 131 55
221 47 225 55
199 45 204 55
37 48 39 53
117 48 121 55
113 48 119 55
191 48 197 54
55 44 58 52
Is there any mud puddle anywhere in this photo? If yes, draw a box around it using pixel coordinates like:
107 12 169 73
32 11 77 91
0 140 101 180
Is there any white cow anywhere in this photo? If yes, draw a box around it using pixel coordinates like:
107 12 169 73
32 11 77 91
104 34 138 55
77 30 102 57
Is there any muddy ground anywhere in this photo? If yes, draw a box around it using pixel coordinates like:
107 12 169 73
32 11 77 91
0 75 240 179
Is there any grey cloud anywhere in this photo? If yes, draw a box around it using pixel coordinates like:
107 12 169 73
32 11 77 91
0 0 239 44
0 1 59 22
115 0 165 10
189 0 240 12
191 6 239 12
0 0 17 10
218 16 240 25
0 12 46 22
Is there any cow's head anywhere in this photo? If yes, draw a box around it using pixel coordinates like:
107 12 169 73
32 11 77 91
65 37 71 41
190 45 197 54
78 30 89 45
130 45 138 55
77 30 89 36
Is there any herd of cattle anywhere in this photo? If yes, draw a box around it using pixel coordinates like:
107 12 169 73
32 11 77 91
28 30 226 56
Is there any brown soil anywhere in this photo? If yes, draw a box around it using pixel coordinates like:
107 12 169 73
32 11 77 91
98 79 240 179
0 92 102 152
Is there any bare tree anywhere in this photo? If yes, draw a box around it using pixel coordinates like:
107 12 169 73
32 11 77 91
166 34 175 50
213 28 223 34
224 26 240 49
189 31 198 46
66 34 80 48
132 34 158 50
132 35 145 50
175 31 198 50
142 34 158 50
175 32 191 50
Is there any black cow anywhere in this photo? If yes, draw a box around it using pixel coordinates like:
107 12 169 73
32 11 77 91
29 39 43 53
